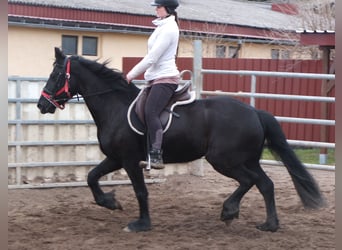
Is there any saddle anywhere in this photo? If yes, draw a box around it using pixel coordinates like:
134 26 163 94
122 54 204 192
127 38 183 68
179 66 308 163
127 81 196 135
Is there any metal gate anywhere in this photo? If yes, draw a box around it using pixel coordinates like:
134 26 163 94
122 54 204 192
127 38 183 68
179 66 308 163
192 40 335 171
8 77 169 189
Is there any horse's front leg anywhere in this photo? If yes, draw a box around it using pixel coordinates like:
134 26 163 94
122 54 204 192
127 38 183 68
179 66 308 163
123 160 151 232
87 157 123 210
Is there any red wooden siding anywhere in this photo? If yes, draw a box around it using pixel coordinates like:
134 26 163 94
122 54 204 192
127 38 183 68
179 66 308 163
9 2 296 40
9 3 155 28
123 58 335 143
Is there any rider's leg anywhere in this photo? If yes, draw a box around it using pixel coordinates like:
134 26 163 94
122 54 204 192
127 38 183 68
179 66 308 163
140 83 177 169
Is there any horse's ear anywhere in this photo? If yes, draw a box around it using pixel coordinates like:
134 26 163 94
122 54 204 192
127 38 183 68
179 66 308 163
54 47 65 60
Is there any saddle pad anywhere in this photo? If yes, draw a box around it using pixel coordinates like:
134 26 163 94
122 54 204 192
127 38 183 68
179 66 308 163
127 89 196 135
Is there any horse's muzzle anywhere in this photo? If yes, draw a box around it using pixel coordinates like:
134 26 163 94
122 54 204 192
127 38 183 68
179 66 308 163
37 96 57 114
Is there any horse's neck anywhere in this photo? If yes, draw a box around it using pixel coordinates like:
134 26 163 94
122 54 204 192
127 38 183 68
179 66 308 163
81 85 139 129
81 97 119 134
74 63 139 127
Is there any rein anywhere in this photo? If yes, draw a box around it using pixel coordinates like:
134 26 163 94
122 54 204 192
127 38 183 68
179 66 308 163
54 89 115 102
41 58 114 109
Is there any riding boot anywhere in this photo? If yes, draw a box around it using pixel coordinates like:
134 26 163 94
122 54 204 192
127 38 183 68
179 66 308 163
139 149 165 170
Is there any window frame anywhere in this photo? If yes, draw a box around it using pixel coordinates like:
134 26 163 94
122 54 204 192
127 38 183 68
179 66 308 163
61 35 78 55
271 49 280 59
215 45 226 58
82 36 98 56
228 46 239 58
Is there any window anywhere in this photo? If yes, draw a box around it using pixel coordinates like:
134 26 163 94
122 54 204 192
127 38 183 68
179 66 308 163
272 49 291 59
271 49 280 59
82 36 98 56
216 45 226 58
62 35 78 55
281 50 290 59
228 46 239 58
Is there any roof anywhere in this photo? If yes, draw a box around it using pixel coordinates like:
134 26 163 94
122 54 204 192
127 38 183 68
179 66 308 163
296 30 335 47
8 0 302 31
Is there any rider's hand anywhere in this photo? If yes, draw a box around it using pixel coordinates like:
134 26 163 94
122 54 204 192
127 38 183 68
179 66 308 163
126 77 132 84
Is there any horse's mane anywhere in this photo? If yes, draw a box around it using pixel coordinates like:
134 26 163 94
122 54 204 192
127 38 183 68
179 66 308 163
74 56 124 82
71 55 137 93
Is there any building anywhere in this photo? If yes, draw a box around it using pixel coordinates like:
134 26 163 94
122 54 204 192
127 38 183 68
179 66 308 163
8 0 308 77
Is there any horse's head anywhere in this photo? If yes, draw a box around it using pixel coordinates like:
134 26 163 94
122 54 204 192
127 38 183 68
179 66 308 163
37 47 75 114
38 47 139 114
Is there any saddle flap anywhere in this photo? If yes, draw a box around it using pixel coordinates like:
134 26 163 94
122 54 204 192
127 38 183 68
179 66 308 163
128 81 195 135
135 87 151 124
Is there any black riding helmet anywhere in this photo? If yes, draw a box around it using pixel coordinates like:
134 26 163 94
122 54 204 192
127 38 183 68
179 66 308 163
150 0 179 9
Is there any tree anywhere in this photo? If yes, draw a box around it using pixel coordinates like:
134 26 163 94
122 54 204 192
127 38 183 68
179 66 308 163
266 0 335 60
297 0 335 30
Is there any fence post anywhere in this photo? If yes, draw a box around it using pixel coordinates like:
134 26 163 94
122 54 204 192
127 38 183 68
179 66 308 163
193 40 203 99
319 47 330 164
191 40 204 177
250 75 256 107
15 79 22 186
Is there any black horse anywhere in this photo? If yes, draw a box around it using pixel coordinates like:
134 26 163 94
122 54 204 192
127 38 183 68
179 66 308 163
37 48 325 233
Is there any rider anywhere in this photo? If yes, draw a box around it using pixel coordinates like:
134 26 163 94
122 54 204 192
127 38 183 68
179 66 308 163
126 0 180 169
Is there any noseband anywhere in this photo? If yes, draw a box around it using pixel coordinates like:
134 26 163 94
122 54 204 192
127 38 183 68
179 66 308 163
41 58 72 110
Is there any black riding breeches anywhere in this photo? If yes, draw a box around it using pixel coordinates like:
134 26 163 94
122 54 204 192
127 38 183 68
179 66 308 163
144 83 178 150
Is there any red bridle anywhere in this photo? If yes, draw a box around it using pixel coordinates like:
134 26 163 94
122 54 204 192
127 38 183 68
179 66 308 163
41 59 72 109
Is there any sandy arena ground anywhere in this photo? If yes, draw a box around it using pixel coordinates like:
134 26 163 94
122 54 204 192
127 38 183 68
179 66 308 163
8 164 335 250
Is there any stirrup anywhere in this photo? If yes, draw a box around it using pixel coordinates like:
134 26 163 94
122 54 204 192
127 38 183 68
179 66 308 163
139 149 165 170
139 160 165 170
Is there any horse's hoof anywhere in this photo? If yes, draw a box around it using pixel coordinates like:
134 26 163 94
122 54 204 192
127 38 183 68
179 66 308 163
123 226 132 232
123 225 151 233
221 209 239 222
123 219 152 233
113 200 123 210
256 222 279 232
224 219 234 226
96 191 123 210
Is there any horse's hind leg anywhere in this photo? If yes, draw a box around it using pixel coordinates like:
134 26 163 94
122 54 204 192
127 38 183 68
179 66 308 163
217 161 279 232
221 174 254 225
209 161 256 225
250 163 279 232
87 157 123 210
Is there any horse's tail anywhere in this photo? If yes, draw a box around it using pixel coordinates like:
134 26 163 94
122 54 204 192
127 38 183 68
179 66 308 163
257 109 326 209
